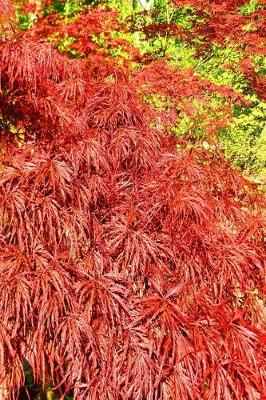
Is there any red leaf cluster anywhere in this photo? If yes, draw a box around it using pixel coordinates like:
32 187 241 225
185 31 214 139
239 58 266 100
134 60 245 103
174 0 265 54
22 6 124 58
0 3 265 399
0 0 13 16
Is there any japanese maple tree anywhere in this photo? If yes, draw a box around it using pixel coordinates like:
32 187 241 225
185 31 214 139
0 0 265 399
16 0 266 145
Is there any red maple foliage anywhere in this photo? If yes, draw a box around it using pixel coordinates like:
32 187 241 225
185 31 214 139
19 0 266 128
0 1 265 399
127 0 266 102
173 0 266 52
239 58 266 100
17 1 128 59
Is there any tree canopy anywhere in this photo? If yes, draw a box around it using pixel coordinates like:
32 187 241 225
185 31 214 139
0 1 265 399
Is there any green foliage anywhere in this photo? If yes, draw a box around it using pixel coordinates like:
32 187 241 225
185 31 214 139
43 0 86 16
219 96 266 183
17 11 35 29
239 0 260 15
195 45 246 90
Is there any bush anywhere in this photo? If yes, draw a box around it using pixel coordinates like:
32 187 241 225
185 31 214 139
0 1 265 399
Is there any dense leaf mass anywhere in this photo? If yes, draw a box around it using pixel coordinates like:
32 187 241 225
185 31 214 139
0 0 265 399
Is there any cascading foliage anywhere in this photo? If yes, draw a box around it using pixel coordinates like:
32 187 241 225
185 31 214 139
0 0 265 399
